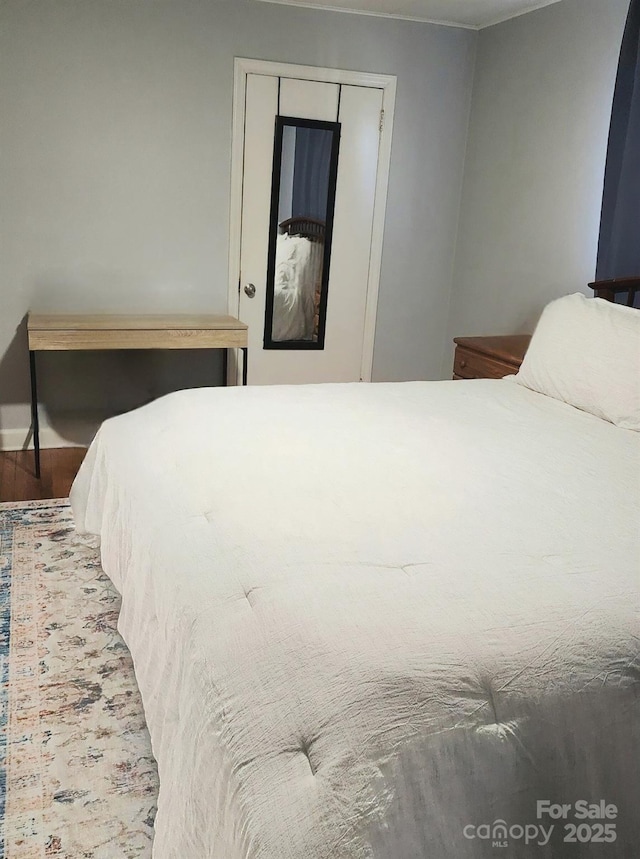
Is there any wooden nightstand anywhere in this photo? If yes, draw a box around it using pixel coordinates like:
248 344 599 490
453 335 531 380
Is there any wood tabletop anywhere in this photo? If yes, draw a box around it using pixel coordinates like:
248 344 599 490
27 313 248 350
27 313 247 331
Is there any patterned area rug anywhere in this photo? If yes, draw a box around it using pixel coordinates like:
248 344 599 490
0 499 157 859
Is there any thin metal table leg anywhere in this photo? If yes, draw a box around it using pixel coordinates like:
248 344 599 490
222 348 228 387
242 347 248 386
29 350 41 479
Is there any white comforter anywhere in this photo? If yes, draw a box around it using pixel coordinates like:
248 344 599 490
70 379 640 858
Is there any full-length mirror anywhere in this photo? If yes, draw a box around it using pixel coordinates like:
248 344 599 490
264 116 341 349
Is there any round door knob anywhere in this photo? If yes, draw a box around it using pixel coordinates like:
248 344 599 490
244 283 256 298
460 359 466 368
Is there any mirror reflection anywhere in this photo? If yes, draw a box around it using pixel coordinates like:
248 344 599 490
264 117 341 349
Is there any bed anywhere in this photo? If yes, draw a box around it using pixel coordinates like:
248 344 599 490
70 293 640 858
271 217 325 342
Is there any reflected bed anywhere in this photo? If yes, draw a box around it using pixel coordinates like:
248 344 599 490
271 218 325 343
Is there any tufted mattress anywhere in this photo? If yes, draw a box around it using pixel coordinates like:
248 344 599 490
70 379 640 858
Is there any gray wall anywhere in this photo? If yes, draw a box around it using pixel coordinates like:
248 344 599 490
444 0 629 375
0 0 476 442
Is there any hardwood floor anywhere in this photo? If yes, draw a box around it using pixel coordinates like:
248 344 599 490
0 448 87 502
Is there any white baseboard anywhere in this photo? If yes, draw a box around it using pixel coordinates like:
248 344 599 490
1 413 105 451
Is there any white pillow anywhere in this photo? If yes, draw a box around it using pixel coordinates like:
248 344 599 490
515 293 640 431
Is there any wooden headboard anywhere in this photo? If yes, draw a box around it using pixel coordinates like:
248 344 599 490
279 216 325 242
589 277 640 307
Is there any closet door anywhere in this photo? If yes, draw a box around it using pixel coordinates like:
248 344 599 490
238 74 384 385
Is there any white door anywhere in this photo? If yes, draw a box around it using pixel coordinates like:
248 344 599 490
232 66 393 386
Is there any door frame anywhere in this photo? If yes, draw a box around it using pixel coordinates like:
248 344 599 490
227 57 396 383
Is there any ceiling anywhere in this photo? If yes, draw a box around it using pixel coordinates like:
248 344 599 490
255 0 563 29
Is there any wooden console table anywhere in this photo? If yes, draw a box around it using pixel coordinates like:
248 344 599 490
27 313 249 479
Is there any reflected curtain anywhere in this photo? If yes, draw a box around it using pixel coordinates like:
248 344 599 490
596 0 640 282
292 128 332 221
